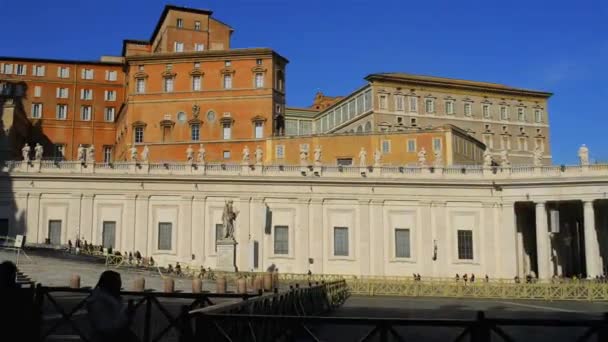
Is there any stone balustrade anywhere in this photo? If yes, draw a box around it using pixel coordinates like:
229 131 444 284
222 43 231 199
2 160 606 180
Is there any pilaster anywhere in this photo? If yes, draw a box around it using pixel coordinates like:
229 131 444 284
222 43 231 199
535 201 550 279
295 198 310 273
430 201 447 277
357 199 371 275
500 202 518 278
178 195 193 262
236 196 251 271
191 196 206 265
370 199 385 276
309 198 324 274
134 194 151 256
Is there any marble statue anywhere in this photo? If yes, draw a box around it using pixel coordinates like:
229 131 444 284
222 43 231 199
141 145 149 162
21 144 30 162
374 149 382 167
314 145 322 164
221 200 239 239
34 143 43 161
500 149 510 167
255 146 263 164
242 145 250 163
299 148 308 165
192 104 200 118
483 149 493 168
358 147 367 167
77 144 86 162
87 145 95 163
578 144 589 166
417 148 427 166
197 144 206 164
434 150 443 167
533 147 543 167
186 145 194 162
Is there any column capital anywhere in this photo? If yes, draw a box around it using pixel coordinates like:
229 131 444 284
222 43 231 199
583 199 596 205
193 196 207 202
310 198 324 205
482 202 497 208
181 195 194 201
82 193 95 200
238 196 252 202
370 199 384 206
124 194 138 200
294 198 311 204
535 201 547 207
357 199 371 205
431 201 447 207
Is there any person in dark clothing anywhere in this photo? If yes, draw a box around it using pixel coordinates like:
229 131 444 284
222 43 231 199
470 274 475 283
175 262 182 275
0 261 18 289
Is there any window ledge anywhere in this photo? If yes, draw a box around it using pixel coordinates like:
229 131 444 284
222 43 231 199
452 260 479 265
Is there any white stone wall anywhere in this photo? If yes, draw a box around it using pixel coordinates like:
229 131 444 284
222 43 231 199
3 169 608 278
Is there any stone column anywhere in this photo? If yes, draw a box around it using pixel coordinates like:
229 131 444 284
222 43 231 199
431 201 447 277
249 197 265 271
80 194 94 242
134 194 150 257
309 199 324 274
370 200 385 276
419 201 433 275
26 193 41 243
535 202 551 279
357 199 371 275
499 203 518 278
12 193 28 238
68 194 82 244
296 199 310 273
583 200 601 278
121 195 137 252
236 197 251 271
178 196 193 262
191 196 206 265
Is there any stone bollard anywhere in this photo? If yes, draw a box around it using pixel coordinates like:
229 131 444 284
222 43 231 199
133 277 145 292
192 278 202 293
69 274 80 289
216 276 227 294
164 278 175 293
237 277 247 294
263 272 273 292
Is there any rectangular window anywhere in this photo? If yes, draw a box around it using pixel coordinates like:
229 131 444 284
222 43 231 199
445 101 454 115
56 87 68 99
222 123 231 140
34 86 42 97
2 63 13 74
379 95 387 109
136 78 145 93
192 76 202 91
104 107 115 122
433 138 442 151
103 146 112 163
425 99 434 113
176 18 183 28
164 77 174 92
33 65 45 76
191 124 200 141
274 226 289 255
194 21 201 30
464 103 472 116
48 220 62 245
58 66 70 78
500 106 508 120
31 103 43 118
382 140 391 153
275 145 285 159
483 104 490 118
106 70 117 81
81 89 93 100
158 222 172 250
407 139 416 152
223 150 231 159
518 108 525 121
395 95 404 111
337 158 353 166
80 106 92 121
333 227 349 256
256 59 263 65
409 96 418 112
255 122 263 138
56 104 67 120
255 73 264 88
194 43 204 51
457 230 473 260
395 229 411 258
223 74 232 89
81 68 94 80
534 110 542 123
174 42 184 52
15 64 26 75
225 60 232 67
134 126 144 143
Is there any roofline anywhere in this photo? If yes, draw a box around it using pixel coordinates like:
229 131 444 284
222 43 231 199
0 55 123 66
314 84 372 118
122 39 151 56
285 106 319 112
150 5 213 43
365 73 553 98
125 48 289 63
210 17 234 31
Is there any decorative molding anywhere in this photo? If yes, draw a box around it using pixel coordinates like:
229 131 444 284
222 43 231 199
131 120 147 128
189 69 205 77
159 119 175 128
220 67 235 75
133 71 148 79
250 66 267 73
250 115 267 123
161 70 176 78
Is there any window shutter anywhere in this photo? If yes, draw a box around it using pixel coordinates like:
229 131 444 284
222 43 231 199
56 88 60 98
22 65 27 75
80 89 84 99
57 67 61 77
65 67 70 77
6 64 12 74
104 90 108 100
105 70 109 80
41 65 45 76
81 68 85 79
31 65 36 76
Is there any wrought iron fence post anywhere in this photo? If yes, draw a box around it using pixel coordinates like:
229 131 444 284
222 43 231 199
143 295 152 342
33 284 44 341
471 311 490 342
179 305 193 342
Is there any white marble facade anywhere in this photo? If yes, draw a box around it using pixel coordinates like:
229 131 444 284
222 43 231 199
2 165 608 279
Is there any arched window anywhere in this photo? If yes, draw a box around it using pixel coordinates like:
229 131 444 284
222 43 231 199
356 125 363 133
364 121 372 132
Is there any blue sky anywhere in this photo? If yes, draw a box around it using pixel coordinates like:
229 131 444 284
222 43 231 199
1 0 606 164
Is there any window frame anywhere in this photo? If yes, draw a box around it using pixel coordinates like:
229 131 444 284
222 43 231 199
192 75 202 91
134 126 144 143
136 78 146 94
457 229 474 260
425 98 435 113
222 122 232 140
56 104 67 120
163 77 174 92
80 105 92 121
394 228 411 259
157 222 173 251
191 123 200 141
31 103 43 119
407 139 416 153
381 140 391 154
254 121 264 139
333 227 349 257
104 107 115 122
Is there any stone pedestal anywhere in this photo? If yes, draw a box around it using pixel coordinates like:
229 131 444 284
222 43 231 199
216 238 237 272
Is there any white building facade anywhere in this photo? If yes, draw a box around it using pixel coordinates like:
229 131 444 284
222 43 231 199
2 161 608 280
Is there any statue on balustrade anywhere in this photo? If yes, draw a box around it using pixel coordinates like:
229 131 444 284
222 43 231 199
197 144 206 164
186 145 194 163
299 148 308 165
358 147 367 167
483 148 493 168
578 144 589 166
77 144 86 163
221 200 239 240
255 146 263 164
417 147 427 166
533 147 543 167
374 149 382 167
434 150 443 167
242 146 250 163
87 145 95 163
128 146 137 162
500 149 510 167
314 146 322 165
21 144 30 162
34 143 43 161
141 146 150 162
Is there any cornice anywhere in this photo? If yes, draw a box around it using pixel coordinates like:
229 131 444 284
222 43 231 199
125 48 288 64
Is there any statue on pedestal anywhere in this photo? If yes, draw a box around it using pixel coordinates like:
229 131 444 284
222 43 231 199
358 147 367 168
186 145 194 163
299 148 308 166
500 149 510 167
578 144 589 166
242 146 250 163
197 144 206 164
77 144 86 163
21 144 30 162
255 146 263 164
141 146 149 162
87 145 95 163
374 149 382 167
417 147 427 166
221 200 239 239
533 147 543 167
314 145 322 165
434 150 443 167
129 146 138 162
483 148 493 168
34 143 43 161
